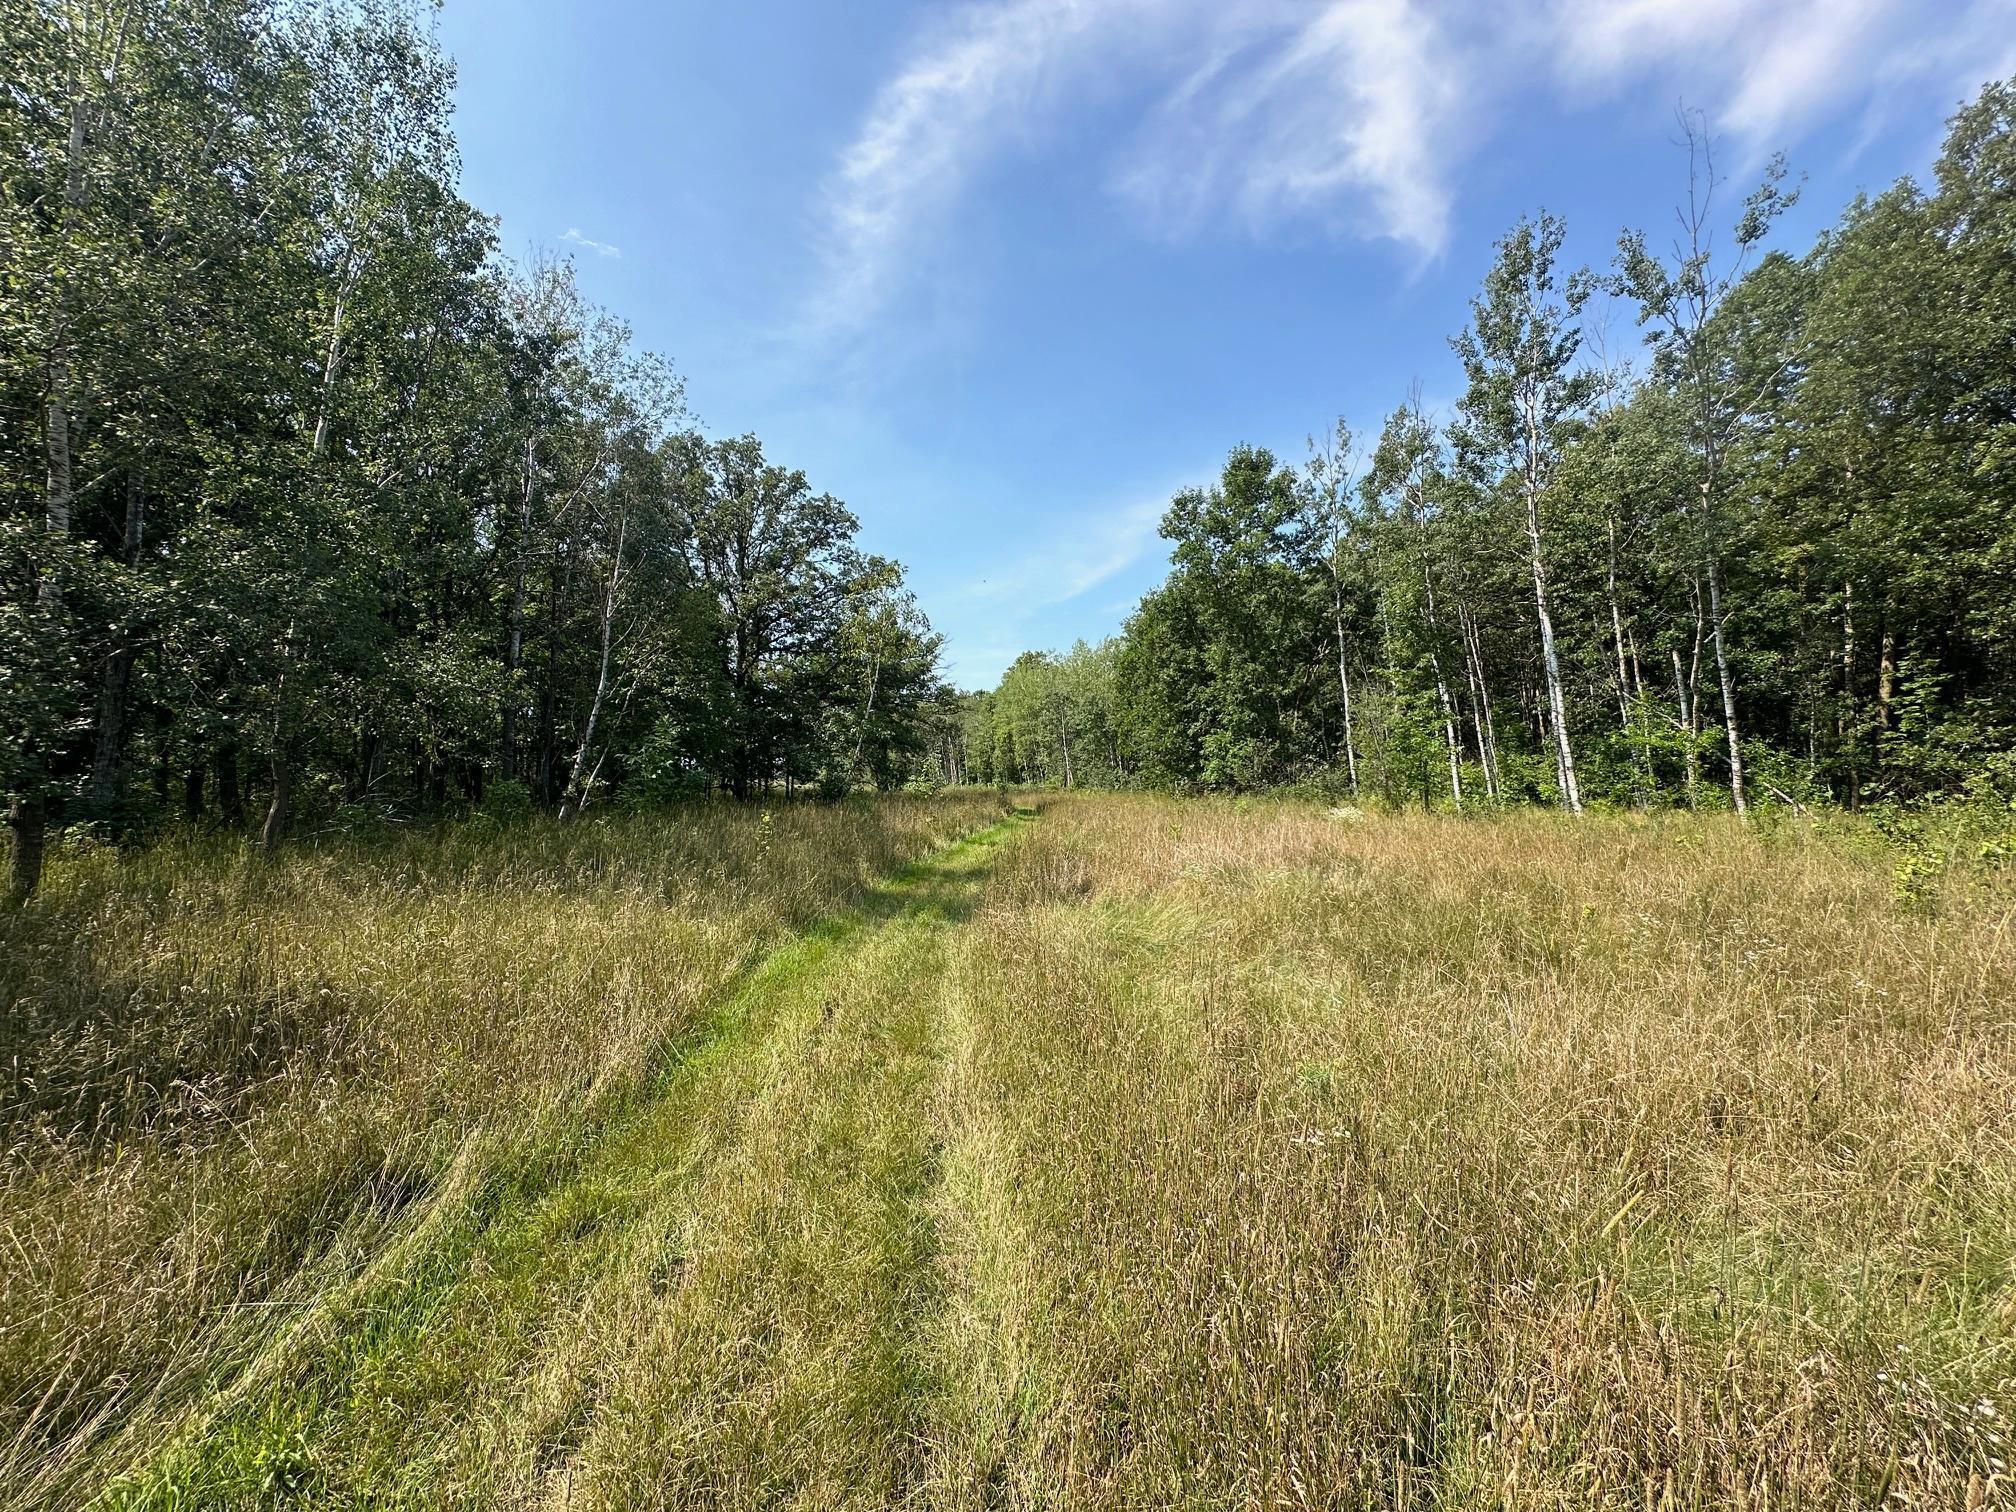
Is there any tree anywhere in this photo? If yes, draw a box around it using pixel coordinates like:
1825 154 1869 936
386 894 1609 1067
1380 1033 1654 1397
0 0 950 898
1365 397 1466 809
1301 420 1365 796
1612 110 1799 816
1452 211 1597 814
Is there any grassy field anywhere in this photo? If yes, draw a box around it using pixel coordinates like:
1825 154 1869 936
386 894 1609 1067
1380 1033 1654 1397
4 793 2013 1508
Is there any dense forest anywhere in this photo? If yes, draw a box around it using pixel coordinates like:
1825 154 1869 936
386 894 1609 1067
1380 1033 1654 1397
967 85 2016 815
1 0 956 903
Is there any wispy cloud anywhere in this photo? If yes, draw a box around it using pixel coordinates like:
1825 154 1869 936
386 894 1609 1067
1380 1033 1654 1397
938 483 1178 687
970 492 1166 612
1551 0 1880 149
808 0 2014 342
1117 0 1461 256
809 0 1121 335
809 0 1475 337
560 227 623 258
1550 0 2013 152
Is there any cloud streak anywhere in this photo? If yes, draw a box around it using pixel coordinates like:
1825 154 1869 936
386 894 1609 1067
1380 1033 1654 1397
806 0 2014 342
970 492 1166 612
1117 0 1460 255
937 483 1178 686
810 0 1123 335
561 227 622 258
811 0 1472 336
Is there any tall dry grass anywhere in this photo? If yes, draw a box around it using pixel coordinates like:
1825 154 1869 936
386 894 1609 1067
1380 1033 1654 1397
8 790 2012 1508
0 793 1004 1504
920 795 2016 1508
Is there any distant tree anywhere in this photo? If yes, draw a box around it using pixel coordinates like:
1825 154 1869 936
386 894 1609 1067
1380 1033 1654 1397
1612 111 1799 816
1451 212 1597 814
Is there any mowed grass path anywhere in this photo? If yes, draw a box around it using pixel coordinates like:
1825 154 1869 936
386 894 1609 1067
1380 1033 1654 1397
10 794 2013 1508
101 809 1037 1510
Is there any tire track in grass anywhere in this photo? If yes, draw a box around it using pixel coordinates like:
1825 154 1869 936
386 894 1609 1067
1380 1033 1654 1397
99 809 1032 1512
546 810 1034 1511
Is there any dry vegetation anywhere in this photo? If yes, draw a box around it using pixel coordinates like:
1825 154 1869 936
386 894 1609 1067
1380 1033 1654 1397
4 792 2013 1508
929 797 2015 1508
0 793 1006 1506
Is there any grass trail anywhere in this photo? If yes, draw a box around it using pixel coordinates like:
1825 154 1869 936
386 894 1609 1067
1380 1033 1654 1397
27 793 2016 1509
99 809 1033 1511
550 811 1024 1508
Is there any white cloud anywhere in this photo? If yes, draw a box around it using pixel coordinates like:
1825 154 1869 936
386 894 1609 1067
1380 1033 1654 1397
970 492 1166 611
560 227 622 258
811 0 1470 335
1118 0 1460 255
1551 0 1891 148
808 0 2014 338
810 0 1138 335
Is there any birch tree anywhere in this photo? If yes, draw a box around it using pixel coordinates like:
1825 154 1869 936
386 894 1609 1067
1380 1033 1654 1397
1613 110 1798 817
1451 212 1597 814
1303 420 1363 796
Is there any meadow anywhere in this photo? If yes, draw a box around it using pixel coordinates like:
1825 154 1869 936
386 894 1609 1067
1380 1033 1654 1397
3 792 2012 1508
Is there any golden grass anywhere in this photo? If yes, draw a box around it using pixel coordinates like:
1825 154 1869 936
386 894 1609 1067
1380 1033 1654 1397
0 794 1005 1506
921 796 2016 1508
5 792 2013 1508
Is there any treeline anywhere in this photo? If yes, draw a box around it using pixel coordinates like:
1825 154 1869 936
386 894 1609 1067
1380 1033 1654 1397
2 1 947 902
968 86 2016 812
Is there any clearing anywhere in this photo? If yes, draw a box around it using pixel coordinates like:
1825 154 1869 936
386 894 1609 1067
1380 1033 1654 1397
4 794 2013 1508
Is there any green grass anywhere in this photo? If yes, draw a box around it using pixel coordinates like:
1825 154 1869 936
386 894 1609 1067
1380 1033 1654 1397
102 810 1033 1510
0 795 1009 1508
7 794 2015 1508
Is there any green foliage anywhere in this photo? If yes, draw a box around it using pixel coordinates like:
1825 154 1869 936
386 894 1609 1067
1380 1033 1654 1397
0 0 953 901
480 778 537 823
973 81 2016 814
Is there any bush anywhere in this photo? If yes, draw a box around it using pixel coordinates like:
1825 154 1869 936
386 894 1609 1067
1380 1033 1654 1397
478 779 536 822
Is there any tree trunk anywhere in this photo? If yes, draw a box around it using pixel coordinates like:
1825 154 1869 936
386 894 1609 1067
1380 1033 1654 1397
1704 539 1746 818
561 508 626 817
1461 636 1495 802
261 742 290 856
1399 492 1464 810
42 367 75 610
38 35 96 612
1461 604 1502 800
849 634 884 784
1424 641 1462 808
1605 518 1632 731
7 798 46 907
1329 560 1360 797
9 11 130 902
311 271 355 460
1524 484 1581 814
1671 647 1698 809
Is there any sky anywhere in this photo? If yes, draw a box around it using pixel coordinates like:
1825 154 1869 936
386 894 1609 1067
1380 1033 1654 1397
435 0 2016 689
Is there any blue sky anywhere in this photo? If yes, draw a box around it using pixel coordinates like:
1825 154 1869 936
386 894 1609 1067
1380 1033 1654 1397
436 0 2015 689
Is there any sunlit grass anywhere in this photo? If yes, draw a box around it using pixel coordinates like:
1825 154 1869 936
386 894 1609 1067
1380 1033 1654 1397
0 794 1006 1506
6 792 2012 1508
920 796 2016 1507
